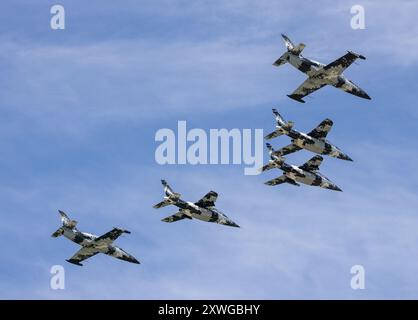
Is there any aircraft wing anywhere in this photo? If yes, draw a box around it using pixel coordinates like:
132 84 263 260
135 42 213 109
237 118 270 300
94 228 127 245
162 211 192 223
322 51 366 76
287 78 327 103
195 191 218 208
299 155 323 172
265 175 300 186
307 119 333 139
67 247 99 266
274 143 302 156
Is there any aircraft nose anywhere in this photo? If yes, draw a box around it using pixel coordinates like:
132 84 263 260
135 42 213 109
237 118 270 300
358 89 371 100
338 153 353 161
329 184 343 192
130 256 141 264
362 92 371 100
124 255 140 264
228 221 240 228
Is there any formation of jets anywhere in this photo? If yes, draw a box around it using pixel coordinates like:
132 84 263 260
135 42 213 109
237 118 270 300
261 109 349 191
52 33 369 266
259 33 370 192
274 34 370 103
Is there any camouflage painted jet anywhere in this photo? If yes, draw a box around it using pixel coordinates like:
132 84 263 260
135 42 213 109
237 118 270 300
51 210 140 266
265 109 353 161
153 180 240 227
261 143 342 191
273 34 371 103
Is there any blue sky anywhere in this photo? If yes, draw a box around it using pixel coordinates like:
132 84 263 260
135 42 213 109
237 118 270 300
1 0 418 299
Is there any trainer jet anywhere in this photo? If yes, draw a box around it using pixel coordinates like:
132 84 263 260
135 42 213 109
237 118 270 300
273 34 371 103
153 180 240 228
261 143 342 191
265 109 352 161
51 210 140 266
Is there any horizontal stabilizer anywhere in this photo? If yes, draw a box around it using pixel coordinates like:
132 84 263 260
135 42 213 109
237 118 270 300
153 199 173 209
273 52 289 67
51 227 64 238
264 130 284 140
260 162 276 172
292 43 306 55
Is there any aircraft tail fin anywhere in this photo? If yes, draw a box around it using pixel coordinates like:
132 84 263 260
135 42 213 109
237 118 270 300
161 180 181 199
58 210 77 228
266 143 275 155
153 180 181 209
272 108 294 130
272 108 286 126
264 110 294 140
266 143 285 163
281 34 305 55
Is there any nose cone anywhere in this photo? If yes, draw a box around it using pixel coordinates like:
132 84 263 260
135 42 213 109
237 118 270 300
327 184 343 192
357 89 371 100
121 255 140 264
220 219 240 228
225 220 240 228
337 153 353 162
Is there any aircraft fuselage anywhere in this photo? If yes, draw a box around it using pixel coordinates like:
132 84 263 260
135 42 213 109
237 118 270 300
172 199 239 227
271 161 341 191
280 128 351 160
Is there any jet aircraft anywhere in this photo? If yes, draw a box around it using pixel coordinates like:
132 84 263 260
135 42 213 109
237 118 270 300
261 144 342 191
273 34 371 103
153 180 240 227
265 108 352 161
51 210 140 266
